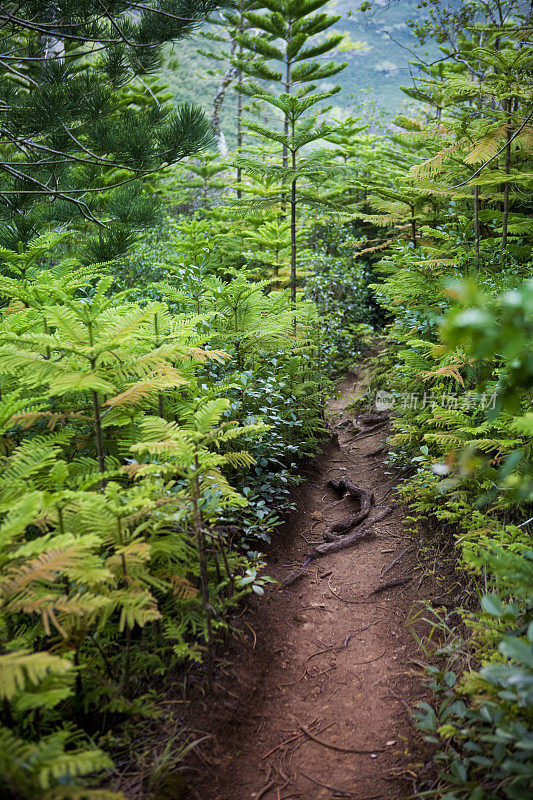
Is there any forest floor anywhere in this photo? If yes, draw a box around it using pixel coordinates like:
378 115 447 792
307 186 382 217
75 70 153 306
184 363 449 800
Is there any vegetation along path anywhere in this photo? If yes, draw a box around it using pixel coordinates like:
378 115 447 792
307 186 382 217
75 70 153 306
189 364 443 800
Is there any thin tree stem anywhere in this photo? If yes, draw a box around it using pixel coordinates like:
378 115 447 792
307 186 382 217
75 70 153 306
192 457 213 686
236 1 244 197
117 519 132 696
502 104 512 252
217 534 234 598
91 390 106 477
473 184 480 258
291 177 297 305
154 313 164 417
410 207 417 247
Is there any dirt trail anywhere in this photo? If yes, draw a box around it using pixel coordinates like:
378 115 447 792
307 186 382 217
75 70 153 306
188 367 436 800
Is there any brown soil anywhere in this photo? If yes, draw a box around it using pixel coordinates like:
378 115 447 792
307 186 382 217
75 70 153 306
185 367 442 800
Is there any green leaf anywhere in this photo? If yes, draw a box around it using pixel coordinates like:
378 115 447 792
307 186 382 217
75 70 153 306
499 637 533 667
481 594 504 617
445 671 457 687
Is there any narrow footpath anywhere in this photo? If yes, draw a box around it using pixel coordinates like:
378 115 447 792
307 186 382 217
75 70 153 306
188 366 442 800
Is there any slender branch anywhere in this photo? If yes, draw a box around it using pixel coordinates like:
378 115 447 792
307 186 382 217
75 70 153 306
0 11 159 47
97 0 137 47
129 2 210 21
451 109 533 188
0 57 38 85
0 162 105 224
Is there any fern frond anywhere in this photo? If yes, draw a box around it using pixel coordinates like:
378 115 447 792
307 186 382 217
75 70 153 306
191 399 230 433
409 140 463 178
1 547 81 596
0 650 72 700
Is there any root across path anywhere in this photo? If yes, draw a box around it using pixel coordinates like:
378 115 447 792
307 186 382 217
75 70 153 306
186 368 441 800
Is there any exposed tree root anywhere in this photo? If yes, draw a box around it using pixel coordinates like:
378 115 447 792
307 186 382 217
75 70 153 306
322 478 374 541
299 769 352 795
369 576 412 595
303 505 395 564
304 528 374 564
297 720 385 754
280 570 309 589
381 546 415 577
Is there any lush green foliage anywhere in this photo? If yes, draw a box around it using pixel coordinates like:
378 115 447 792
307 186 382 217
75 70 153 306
0 123 376 798
0 223 374 796
0 1 531 797
163 0 442 134
351 3 533 798
0 1 216 257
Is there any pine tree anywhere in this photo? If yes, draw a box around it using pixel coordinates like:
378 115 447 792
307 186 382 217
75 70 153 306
170 152 230 210
322 116 380 213
406 0 533 255
0 1 216 254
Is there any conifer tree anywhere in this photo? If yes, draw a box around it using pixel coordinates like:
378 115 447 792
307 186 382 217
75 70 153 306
322 116 374 212
405 0 533 256
171 152 230 210
236 0 346 168
0 1 217 252
230 0 348 301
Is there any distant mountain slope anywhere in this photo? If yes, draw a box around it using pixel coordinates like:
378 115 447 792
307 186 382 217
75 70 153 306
325 0 440 111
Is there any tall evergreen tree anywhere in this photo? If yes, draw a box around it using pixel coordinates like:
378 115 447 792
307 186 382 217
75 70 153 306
0 1 217 252
405 0 533 256
231 0 348 301
236 0 346 169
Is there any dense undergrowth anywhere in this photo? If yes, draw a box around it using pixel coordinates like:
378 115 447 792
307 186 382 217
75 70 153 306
356 5 533 796
0 223 375 798
0 1 531 798
369 256 532 800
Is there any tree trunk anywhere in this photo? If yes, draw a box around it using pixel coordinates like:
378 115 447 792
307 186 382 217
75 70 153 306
502 103 512 251
154 313 164 417
283 51 291 171
236 5 245 197
290 178 297 305
290 134 297 308
473 184 480 258
192 458 214 686
210 58 238 156
91 389 106 476
281 19 292 216
41 35 65 61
